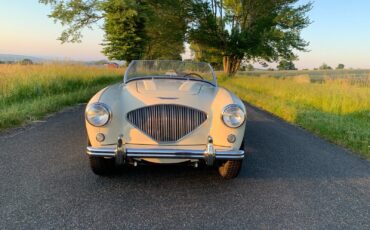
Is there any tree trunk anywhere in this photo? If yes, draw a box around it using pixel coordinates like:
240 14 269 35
223 56 241 76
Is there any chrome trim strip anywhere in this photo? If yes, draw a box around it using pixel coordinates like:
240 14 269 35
87 146 244 160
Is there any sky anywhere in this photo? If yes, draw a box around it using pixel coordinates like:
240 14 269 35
1 0 370 69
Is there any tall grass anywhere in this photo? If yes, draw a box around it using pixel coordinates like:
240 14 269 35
0 64 122 130
220 75 370 158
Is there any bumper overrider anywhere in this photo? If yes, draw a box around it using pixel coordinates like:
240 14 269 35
86 136 244 166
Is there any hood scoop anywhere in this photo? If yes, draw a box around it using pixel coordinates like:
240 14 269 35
136 79 202 95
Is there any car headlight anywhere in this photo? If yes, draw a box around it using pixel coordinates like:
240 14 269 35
222 104 245 128
85 103 111 127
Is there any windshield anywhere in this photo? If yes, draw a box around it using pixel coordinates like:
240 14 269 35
124 60 217 86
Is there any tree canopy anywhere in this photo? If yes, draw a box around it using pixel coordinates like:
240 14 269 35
40 0 312 74
101 0 147 61
246 64 254 71
277 59 297 70
40 0 188 62
20 59 33 65
319 63 332 70
336 63 345 69
188 0 312 74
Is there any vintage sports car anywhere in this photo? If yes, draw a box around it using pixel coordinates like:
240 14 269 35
85 60 246 179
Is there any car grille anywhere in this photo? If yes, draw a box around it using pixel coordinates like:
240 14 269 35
127 104 207 142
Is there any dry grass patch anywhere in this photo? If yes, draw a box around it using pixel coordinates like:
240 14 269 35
0 63 123 130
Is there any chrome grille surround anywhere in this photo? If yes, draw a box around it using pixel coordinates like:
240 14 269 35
127 104 207 142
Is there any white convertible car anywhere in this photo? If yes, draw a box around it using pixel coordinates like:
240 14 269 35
85 60 246 179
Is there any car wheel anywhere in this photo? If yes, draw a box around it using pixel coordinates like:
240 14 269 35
89 156 115 175
218 160 242 179
218 139 245 179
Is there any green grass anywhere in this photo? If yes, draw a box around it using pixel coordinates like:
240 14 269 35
220 75 370 158
0 64 122 130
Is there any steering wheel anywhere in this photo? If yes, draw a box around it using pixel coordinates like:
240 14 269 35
182 72 204 80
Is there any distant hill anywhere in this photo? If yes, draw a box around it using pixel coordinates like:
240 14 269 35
0 54 45 63
0 53 126 66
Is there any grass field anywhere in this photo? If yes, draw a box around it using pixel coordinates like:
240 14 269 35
0 64 122 130
220 72 370 158
238 69 370 80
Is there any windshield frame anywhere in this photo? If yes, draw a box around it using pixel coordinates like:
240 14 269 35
123 60 218 87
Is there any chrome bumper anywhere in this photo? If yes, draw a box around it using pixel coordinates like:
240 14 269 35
86 136 244 165
86 146 244 160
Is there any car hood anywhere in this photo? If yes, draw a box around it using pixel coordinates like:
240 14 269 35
95 80 244 146
120 79 218 112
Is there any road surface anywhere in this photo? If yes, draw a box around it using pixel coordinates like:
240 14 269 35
1 104 370 229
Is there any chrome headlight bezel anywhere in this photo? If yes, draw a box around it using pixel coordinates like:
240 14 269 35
222 104 246 128
85 102 112 127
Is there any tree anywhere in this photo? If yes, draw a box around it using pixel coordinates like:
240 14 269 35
319 63 332 70
143 0 188 60
39 0 104 43
40 0 188 61
101 0 147 61
188 0 312 75
40 0 312 72
336 63 345 69
277 59 296 70
190 43 223 69
20 59 33 65
246 64 254 71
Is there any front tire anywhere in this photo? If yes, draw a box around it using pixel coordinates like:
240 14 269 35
218 160 242 179
89 156 115 175
218 139 245 179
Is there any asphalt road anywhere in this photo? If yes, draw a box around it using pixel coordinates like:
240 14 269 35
1 103 370 229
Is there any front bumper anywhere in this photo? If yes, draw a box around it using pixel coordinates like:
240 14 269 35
87 146 244 159
86 136 244 165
